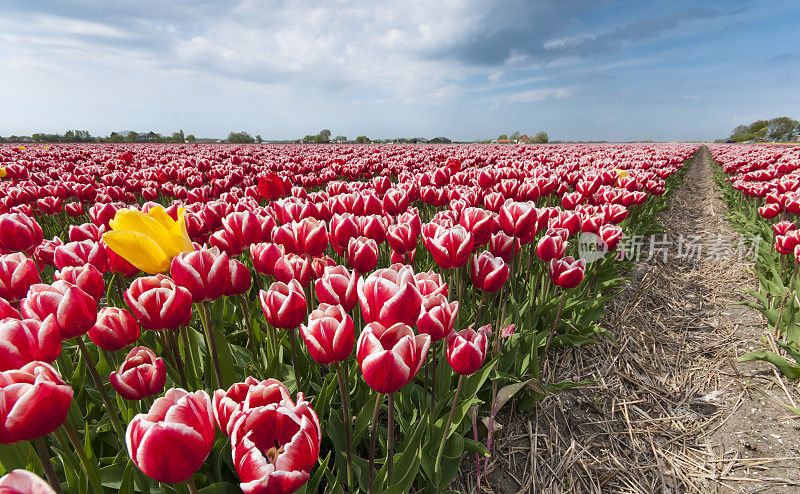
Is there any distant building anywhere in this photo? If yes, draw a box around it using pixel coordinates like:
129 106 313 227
518 134 529 143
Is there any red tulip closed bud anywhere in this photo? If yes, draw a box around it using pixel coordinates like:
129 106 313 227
0 469 57 493
0 315 61 371
489 232 520 263
21 281 97 340
274 254 311 287
33 237 63 268
65 202 84 217
417 293 458 342
294 218 329 257
124 275 192 331
447 328 489 375
459 207 495 247
356 322 430 394
69 223 103 242
54 240 107 272
250 242 283 276
598 224 623 250
0 361 73 444
300 304 355 364
258 172 290 201
125 389 214 483
470 251 509 293
170 247 230 302
0 213 43 254
428 225 474 269
536 234 567 262
225 258 252 296
358 266 422 327
229 387 321 494
315 265 359 312
330 213 360 255
414 270 448 298
549 256 586 289
260 279 307 329
386 223 418 254
89 307 140 351
499 201 537 244
347 236 379 273
110 346 166 400
0 253 40 302
55 264 105 302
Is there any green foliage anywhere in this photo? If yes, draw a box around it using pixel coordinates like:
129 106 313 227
355 135 371 144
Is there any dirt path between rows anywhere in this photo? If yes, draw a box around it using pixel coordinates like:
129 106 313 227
466 147 800 493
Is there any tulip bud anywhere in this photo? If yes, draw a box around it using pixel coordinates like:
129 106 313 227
470 251 510 293
225 259 252 296
0 213 43 253
55 264 105 302
212 376 260 436
65 202 84 217
294 218 329 257
250 242 283 276
536 234 567 262
170 247 230 302
315 265 359 312
0 361 73 444
428 226 474 269
0 253 40 302
358 266 422 327
125 389 214 483
110 346 166 400
549 256 586 289
489 232 520 263
414 270 448 298
446 328 489 375
89 307 141 351
330 213 360 255
0 296 21 320
347 236 379 273
356 322 430 394
124 275 192 331
417 293 458 342
459 207 495 247
260 279 307 329
0 315 61 371
54 240 107 272
386 223 418 255
0 469 57 493
274 254 311 287
21 281 97 340
300 304 355 364
33 237 63 268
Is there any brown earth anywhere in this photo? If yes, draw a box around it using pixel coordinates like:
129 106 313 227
456 146 800 493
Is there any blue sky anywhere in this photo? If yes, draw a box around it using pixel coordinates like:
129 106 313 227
1 0 798 141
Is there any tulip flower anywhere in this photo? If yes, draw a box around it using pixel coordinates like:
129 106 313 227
0 253 40 302
459 207 495 247
225 258 252 296
428 225 474 269
446 328 489 376
102 206 194 274
294 217 329 257
212 376 260 436
0 315 61 371
126 388 214 483
21 281 97 340
470 251 510 293
347 236 379 273
54 264 105 303
0 213 43 254
273 254 311 287
250 242 284 276
0 361 73 444
536 234 567 262
260 279 307 330
109 346 166 400
489 232 520 263
549 256 586 289
0 469 57 494
358 266 423 328
315 265 359 312
124 275 192 331
329 213 360 255
356 321 430 394
65 202 84 217
386 223 418 254
33 237 64 268
229 389 321 494
88 307 141 352
258 172 290 201
170 247 230 302
417 293 458 342
54 240 107 272
414 270 448 298
300 304 355 365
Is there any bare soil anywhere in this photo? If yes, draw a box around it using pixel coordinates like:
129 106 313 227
457 147 800 493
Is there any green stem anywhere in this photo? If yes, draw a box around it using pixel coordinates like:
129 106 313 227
336 362 354 493
239 295 259 362
435 374 464 476
198 302 224 388
61 422 104 493
289 329 301 391
76 337 126 439
368 393 384 494
180 325 197 388
186 477 199 494
387 392 395 486
544 291 566 353
34 437 63 494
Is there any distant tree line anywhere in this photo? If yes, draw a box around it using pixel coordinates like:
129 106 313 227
726 117 799 142
494 130 549 143
0 129 197 143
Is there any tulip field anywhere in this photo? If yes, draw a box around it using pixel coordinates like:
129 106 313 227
0 142 699 493
712 144 800 379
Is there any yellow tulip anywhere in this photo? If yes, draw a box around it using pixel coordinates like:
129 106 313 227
102 206 194 274
0 167 6 179
614 168 629 186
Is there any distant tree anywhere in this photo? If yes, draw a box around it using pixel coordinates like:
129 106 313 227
319 129 332 142
172 131 185 143
256 134 263 143
334 135 347 142
509 131 522 141
767 117 799 141
227 131 255 143
186 134 196 143
531 131 549 143
355 136 371 144
313 134 328 144
125 131 139 142
498 134 508 140
108 132 124 142
429 137 451 144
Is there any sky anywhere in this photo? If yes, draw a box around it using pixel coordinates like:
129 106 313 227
1 0 799 142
